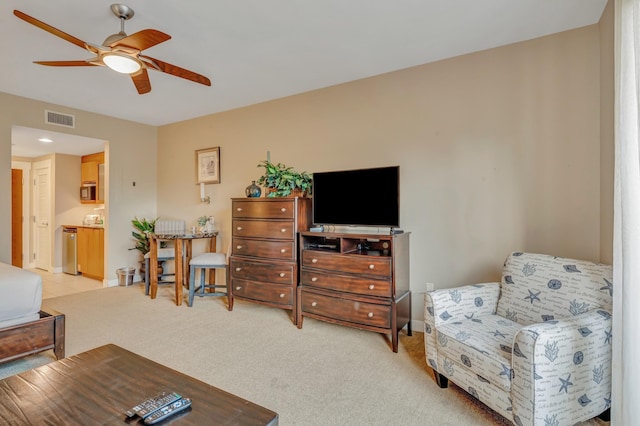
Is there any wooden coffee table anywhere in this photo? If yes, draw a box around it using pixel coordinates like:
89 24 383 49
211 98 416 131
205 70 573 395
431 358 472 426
0 344 278 425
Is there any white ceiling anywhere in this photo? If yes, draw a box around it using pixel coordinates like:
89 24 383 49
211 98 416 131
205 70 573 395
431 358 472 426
11 125 105 158
2 0 607 130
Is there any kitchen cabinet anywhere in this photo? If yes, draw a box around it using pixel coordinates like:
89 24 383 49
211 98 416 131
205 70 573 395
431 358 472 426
81 161 98 183
81 152 105 204
77 227 104 281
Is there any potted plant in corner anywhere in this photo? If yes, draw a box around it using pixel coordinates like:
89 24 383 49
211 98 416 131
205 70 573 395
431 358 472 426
256 160 312 197
131 217 159 277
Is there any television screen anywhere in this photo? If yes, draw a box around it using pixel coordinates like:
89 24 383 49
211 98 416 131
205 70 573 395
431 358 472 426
312 166 400 228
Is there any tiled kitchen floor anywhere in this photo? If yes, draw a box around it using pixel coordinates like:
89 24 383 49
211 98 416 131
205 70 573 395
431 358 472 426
30 269 104 299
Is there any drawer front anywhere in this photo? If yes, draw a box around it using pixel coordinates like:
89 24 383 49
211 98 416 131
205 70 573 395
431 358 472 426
301 269 391 297
233 238 295 261
232 200 295 219
230 258 295 285
302 250 391 277
300 290 391 328
232 279 293 306
233 219 295 240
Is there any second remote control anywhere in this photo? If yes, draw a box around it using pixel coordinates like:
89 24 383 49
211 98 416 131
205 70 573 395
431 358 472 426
143 398 192 425
125 391 181 418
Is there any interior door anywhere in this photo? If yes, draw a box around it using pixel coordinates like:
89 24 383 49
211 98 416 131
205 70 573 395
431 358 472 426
34 160 51 271
11 169 23 267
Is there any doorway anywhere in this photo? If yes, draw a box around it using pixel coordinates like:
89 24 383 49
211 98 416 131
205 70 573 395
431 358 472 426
11 125 107 275
11 169 22 267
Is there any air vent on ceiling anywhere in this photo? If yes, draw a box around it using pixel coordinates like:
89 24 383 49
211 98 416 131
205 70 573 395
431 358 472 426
45 110 75 128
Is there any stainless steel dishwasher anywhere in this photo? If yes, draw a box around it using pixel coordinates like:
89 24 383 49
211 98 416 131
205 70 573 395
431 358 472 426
63 227 78 275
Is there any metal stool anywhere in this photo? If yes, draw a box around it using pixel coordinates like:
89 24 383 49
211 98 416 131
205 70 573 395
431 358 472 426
188 251 230 308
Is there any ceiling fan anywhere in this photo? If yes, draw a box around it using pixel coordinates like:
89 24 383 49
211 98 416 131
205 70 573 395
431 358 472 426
13 4 211 94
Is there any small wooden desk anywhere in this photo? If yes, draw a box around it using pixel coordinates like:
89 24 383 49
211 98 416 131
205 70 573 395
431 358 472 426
0 344 278 425
149 232 218 305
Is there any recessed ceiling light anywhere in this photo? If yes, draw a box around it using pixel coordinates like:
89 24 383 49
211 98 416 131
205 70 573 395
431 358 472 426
38 138 53 143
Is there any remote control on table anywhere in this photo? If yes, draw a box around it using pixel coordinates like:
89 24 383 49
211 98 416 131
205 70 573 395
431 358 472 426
124 391 182 418
143 398 192 425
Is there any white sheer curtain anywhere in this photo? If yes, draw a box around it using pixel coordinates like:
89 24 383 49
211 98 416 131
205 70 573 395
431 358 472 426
613 0 640 423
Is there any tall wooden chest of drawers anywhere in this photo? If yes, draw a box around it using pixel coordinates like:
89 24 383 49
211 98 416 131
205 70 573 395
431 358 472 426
297 231 411 352
229 197 311 323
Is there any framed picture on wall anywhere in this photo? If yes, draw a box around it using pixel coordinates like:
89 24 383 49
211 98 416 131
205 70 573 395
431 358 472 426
195 147 221 184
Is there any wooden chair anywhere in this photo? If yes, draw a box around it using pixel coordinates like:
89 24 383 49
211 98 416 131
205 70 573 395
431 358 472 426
144 248 176 295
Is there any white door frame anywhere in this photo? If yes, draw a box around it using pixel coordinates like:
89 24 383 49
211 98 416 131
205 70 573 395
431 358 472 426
33 159 52 271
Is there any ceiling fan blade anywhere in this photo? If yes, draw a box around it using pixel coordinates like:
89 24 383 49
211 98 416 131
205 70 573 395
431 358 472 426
34 60 98 67
14 10 87 50
110 29 171 51
140 55 211 86
131 68 152 94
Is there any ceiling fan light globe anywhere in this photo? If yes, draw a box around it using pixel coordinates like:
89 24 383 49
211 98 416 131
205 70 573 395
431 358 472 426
103 53 141 74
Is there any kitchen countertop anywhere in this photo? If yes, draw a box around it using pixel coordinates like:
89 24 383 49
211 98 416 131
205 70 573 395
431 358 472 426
62 224 104 229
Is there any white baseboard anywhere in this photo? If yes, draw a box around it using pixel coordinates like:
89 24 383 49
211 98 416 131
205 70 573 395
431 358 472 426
51 266 62 274
410 319 424 334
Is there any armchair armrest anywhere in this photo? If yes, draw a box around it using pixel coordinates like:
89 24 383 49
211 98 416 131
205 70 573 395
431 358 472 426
425 282 500 326
511 309 612 426
424 282 500 373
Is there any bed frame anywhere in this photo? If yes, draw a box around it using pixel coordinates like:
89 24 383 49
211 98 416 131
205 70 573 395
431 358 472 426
0 308 65 364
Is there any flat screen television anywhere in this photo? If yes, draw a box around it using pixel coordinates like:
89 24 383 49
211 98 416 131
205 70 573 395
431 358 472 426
312 166 400 228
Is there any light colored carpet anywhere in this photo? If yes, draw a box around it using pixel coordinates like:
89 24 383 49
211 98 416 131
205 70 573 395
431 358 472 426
0 284 608 426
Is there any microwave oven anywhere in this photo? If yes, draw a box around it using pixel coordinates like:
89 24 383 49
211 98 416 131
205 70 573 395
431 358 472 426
80 184 97 201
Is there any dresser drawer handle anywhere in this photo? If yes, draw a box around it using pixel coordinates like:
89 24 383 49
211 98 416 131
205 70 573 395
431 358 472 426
311 258 318 263
235 267 242 272
367 312 374 318
311 277 318 282
281 208 287 212
368 264 375 270
236 226 243 231
280 248 286 253
236 286 242 291
279 293 285 298
281 228 287 233
236 245 243 250
368 284 375 290
236 207 243 212
311 301 318 307
279 272 286 277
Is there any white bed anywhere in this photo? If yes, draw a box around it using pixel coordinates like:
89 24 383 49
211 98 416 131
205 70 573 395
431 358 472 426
0 263 42 328
0 262 65 364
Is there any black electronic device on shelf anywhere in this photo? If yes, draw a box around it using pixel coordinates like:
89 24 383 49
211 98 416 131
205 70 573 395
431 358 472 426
312 166 400 228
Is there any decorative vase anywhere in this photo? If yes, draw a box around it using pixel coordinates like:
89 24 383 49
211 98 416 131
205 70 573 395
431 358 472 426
245 181 262 197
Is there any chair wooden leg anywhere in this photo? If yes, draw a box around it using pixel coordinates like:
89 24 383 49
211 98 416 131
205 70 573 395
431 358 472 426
434 372 449 388
227 268 234 311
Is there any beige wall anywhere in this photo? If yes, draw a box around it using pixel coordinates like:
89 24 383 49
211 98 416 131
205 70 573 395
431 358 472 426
0 92 158 282
158 24 605 322
599 0 615 264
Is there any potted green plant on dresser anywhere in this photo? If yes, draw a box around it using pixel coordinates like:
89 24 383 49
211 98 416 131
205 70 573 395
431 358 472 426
256 160 312 197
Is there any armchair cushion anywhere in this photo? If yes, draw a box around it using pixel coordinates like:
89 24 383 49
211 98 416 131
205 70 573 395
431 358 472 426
436 313 521 392
496 252 612 326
